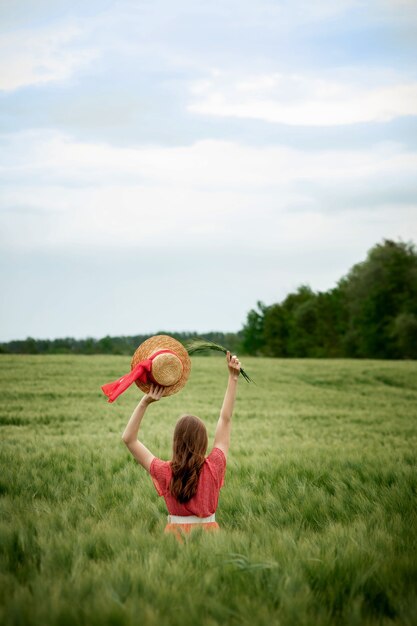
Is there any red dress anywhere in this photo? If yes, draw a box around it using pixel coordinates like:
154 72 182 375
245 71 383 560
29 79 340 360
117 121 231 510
149 447 226 533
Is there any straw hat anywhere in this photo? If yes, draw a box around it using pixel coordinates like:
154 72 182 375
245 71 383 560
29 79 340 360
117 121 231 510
131 335 191 396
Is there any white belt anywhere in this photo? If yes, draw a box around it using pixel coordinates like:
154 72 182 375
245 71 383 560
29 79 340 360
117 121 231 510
167 514 215 524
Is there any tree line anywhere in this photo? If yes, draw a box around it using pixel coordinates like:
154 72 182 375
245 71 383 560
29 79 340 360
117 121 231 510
0 331 243 357
1 239 416 359
241 239 417 359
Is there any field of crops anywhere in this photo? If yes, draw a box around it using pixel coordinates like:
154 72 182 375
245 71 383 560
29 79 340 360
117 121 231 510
1 354 416 626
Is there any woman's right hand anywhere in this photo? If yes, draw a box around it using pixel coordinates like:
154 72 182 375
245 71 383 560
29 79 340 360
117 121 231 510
227 351 241 380
143 384 165 404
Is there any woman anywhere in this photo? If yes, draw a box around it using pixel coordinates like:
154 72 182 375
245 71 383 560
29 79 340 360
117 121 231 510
121 351 241 535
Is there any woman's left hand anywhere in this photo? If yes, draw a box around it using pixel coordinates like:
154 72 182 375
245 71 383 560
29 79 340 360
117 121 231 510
227 351 241 380
143 384 165 404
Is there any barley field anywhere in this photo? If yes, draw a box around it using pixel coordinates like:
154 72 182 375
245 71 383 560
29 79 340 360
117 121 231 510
0 354 416 626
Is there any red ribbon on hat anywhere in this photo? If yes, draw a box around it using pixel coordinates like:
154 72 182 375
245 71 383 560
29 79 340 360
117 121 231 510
101 349 176 403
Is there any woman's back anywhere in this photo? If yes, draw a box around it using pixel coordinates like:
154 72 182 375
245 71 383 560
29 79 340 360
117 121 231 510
150 447 226 517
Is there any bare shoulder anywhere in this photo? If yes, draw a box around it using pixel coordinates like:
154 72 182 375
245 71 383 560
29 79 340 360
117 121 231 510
124 440 155 473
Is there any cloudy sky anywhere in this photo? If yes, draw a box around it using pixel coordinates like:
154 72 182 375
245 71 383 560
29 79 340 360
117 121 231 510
1 0 417 341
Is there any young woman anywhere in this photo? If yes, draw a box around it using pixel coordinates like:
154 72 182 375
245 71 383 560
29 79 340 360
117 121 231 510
122 351 241 534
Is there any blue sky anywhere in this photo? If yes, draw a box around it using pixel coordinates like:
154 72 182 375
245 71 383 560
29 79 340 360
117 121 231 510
1 0 417 341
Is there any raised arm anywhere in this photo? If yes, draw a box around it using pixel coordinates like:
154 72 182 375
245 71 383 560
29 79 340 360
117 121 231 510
121 384 164 472
213 352 241 459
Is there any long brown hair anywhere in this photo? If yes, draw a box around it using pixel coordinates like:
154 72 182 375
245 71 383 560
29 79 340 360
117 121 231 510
169 415 208 503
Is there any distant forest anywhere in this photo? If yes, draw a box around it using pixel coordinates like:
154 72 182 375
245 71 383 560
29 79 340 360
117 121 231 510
0 331 243 358
1 239 416 359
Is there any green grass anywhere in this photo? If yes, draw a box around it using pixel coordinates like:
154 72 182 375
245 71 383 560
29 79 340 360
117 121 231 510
1 355 417 626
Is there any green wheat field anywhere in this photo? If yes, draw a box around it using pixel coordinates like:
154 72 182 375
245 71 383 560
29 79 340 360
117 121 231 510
1 355 416 626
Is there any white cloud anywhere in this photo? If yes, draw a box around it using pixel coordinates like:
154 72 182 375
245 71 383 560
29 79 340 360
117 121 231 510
3 130 417 187
188 71 417 126
1 131 416 253
0 23 98 91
